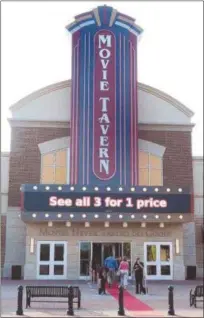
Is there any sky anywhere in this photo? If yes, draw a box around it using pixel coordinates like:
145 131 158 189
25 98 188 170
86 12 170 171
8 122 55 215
1 1 203 155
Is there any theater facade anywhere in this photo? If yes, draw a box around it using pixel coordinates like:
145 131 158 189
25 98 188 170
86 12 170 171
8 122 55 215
3 6 195 280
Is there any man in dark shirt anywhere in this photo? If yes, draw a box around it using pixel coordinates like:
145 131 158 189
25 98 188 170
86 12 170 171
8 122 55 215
133 257 146 294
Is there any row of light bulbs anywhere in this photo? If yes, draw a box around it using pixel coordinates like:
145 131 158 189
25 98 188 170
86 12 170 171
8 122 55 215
31 185 183 192
47 221 165 228
31 212 184 220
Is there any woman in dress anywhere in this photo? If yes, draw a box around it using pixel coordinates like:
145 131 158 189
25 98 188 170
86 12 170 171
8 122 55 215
118 256 129 289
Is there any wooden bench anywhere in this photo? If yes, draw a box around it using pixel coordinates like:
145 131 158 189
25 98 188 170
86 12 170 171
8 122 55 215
189 285 203 307
26 286 81 309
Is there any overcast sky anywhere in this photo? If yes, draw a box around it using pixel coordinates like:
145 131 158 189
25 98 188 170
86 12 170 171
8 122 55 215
2 1 203 155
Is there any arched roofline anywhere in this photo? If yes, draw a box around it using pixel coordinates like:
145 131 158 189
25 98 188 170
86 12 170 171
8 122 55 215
9 79 194 118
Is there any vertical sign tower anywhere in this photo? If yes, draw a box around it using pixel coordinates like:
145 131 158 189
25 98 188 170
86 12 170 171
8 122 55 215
66 5 143 187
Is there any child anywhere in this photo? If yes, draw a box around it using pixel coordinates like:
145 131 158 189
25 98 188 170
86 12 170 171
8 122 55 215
98 266 107 295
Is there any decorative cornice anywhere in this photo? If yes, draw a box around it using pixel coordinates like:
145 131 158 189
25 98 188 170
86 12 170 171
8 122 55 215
8 118 194 131
38 137 70 155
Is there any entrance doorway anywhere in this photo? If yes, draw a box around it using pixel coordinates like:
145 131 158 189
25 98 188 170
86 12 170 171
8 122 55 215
144 242 173 280
92 243 122 266
37 241 67 279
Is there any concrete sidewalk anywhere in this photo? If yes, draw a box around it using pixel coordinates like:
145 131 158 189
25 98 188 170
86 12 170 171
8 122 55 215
1 279 203 317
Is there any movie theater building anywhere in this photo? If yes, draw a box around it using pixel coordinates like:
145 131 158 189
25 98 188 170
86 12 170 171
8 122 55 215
3 6 195 281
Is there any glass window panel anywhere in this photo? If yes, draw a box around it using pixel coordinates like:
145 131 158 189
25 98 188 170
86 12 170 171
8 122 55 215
139 151 149 168
40 244 50 261
39 265 49 275
139 168 149 185
147 265 157 275
146 245 157 262
123 243 131 259
161 265 171 275
115 243 122 259
80 260 90 276
160 245 170 261
41 166 55 184
56 150 66 166
150 169 162 186
42 153 55 166
80 242 91 260
54 244 64 261
54 265 64 275
55 167 67 184
149 155 162 169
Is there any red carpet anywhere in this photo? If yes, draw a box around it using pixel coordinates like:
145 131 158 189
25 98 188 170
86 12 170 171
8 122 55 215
106 283 153 311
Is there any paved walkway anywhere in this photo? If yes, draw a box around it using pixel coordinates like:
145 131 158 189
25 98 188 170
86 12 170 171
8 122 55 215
1 279 203 317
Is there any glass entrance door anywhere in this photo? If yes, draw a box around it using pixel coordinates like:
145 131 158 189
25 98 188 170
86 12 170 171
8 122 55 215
102 243 116 263
144 242 173 280
37 241 67 279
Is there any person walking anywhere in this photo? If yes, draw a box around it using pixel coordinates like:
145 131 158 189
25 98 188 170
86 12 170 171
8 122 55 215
133 257 146 294
91 258 97 283
104 254 118 287
118 256 129 289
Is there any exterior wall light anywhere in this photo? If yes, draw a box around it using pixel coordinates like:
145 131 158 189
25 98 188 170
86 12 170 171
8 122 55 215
104 222 109 228
141 222 146 228
175 238 180 254
57 213 62 218
66 221 71 227
123 222 128 228
85 222 90 227
48 221 53 227
30 237 35 254
32 213 36 218
45 213 49 218
159 222 164 228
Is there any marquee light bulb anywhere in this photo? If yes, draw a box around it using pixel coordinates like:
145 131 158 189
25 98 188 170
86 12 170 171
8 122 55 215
155 188 159 192
143 188 147 192
57 213 62 218
178 188 182 192
131 214 135 219
33 186 38 190
45 213 49 218
143 215 147 219
106 187 111 191
45 186 50 190
82 214 86 218
179 215 183 219
94 187 99 191
166 188 171 192
131 187 135 192
155 215 159 219
70 214 74 218
70 187 74 191
94 214 99 218
58 186 62 190
167 215 171 219
32 213 36 218
119 187 123 191
82 187 87 191
107 214 111 219
119 214 123 219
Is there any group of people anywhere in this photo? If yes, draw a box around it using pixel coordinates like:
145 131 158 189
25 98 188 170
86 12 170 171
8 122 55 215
91 255 146 295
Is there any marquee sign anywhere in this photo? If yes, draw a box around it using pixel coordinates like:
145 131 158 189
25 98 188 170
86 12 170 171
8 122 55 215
21 185 191 214
66 6 143 187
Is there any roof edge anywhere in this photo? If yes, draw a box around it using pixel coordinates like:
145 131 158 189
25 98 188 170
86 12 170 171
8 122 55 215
9 79 194 118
